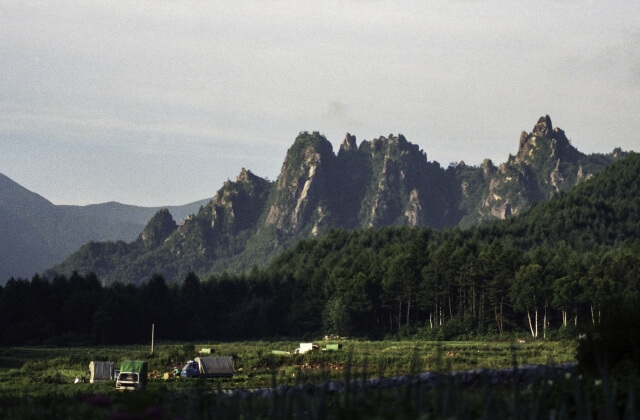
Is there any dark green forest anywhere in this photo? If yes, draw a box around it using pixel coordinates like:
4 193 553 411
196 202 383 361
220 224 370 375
1 153 639 346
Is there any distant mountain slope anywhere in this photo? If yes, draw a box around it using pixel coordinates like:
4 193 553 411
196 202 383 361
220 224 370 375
0 172 209 283
59 200 208 228
50 116 627 285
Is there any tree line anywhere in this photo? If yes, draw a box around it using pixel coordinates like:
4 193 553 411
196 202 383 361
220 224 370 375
1 229 639 346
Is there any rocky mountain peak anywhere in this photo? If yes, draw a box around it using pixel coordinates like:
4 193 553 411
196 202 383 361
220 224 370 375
209 168 271 234
368 134 422 160
339 133 357 154
139 208 177 248
516 115 554 159
476 115 597 224
236 167 253 183
532 115 553 137
482 159 496 177
514 115 580 165
265 131 335 234
278 132 333 174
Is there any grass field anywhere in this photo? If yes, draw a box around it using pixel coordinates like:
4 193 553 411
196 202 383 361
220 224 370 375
2 339 637 419
0 339 576 396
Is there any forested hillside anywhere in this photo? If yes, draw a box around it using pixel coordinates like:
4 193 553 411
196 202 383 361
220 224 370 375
1 153 638 345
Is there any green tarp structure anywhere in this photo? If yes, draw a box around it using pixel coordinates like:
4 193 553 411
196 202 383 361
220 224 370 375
324 343 343 351
119 360 148 382
89 361 114 383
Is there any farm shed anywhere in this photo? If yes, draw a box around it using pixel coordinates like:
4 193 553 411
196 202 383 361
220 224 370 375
196 356 234 377
89 361 114 383
295 343 319 354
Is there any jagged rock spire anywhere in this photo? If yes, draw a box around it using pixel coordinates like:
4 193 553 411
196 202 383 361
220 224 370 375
532 115 553 137
139 208 177 248
340 133 357 153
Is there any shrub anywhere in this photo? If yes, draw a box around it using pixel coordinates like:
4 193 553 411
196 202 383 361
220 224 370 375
41 370 65 384
576 297 640 377
442 316 475 340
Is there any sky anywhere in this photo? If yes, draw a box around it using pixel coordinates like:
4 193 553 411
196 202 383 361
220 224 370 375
1 1 639 207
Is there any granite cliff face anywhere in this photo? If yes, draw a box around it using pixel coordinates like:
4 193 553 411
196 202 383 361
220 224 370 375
351 133 459 229
261 131 460 237
264 132 335 236
51 117 623 284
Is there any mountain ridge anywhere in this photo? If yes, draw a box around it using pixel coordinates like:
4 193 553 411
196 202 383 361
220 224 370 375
48 116 628 285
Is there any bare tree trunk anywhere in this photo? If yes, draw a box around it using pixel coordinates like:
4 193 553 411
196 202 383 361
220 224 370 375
495 296 504 336
472 284 476 319
480 289 484 322
527 311 535 338
398 300 402 331
389 308 393 331
543 306 547 340
406 298 411 327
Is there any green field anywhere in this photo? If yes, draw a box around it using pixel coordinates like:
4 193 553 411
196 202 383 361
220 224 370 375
0 340 576 394
9 340 633 419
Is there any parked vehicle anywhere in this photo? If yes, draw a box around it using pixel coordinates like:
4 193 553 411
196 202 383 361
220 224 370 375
89 361 115 383
116 360 148 391
180 356 234 379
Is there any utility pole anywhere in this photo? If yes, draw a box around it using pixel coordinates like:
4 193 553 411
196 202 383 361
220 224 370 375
151 323 155 354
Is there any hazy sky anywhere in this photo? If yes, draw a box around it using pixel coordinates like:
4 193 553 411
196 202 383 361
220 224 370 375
1 1 638 206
